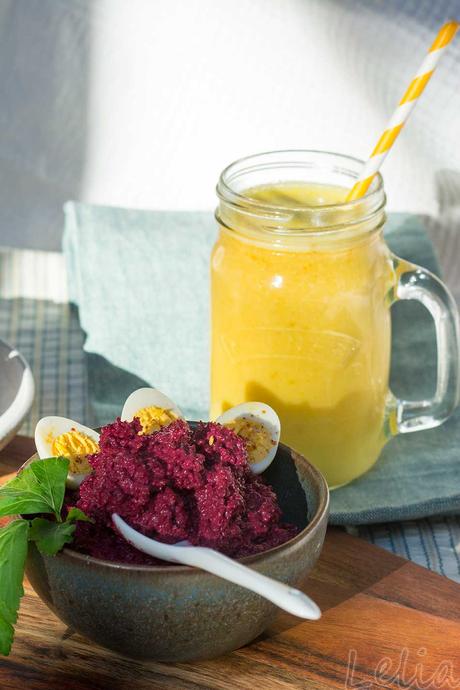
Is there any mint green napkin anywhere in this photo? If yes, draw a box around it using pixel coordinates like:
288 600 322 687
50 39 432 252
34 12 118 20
63 203 460 525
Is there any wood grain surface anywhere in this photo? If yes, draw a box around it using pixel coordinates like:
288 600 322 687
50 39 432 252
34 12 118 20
1 437 459 690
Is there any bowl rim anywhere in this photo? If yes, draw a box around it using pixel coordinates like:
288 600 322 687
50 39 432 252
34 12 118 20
25 440 329 574
0 337 35 445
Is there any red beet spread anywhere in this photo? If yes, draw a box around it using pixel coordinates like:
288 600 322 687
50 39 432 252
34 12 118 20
71 418 298 564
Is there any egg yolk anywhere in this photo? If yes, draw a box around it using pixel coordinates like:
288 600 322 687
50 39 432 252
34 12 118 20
224 418 274 464
51 430 99 474
134 406 178 435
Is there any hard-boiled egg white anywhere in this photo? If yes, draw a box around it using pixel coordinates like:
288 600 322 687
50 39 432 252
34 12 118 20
121 388 184 435
216 402 280 474
34 416 100 489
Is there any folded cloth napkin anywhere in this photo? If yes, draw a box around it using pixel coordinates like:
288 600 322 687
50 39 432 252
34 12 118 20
63 203 460 525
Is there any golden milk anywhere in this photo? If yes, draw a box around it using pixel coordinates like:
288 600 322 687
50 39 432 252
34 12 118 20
211 182 394 487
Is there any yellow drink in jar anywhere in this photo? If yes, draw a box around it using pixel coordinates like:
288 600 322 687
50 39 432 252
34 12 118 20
211 181 394 487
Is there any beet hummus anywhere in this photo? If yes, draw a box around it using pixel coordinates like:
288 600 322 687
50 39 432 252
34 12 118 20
71 418 299 564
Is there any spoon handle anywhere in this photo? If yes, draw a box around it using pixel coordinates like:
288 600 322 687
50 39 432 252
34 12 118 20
112 514 320 620
182 546 321 620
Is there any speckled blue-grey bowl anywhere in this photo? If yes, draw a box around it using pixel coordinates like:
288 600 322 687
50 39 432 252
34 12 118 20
25 442 329 662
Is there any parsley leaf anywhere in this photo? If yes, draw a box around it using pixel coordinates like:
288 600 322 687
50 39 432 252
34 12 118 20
0 520 29 655
0 457 69 520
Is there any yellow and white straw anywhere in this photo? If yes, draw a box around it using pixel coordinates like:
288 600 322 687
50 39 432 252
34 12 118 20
347 20 459 202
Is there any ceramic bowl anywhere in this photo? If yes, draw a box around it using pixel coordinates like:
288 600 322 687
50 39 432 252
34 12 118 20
25 442 329 662
0 338 34 451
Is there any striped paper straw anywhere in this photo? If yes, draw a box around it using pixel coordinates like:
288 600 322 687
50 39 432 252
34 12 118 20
347 20 459 202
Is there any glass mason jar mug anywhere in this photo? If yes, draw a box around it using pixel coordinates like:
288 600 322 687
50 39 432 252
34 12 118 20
210 150 460 488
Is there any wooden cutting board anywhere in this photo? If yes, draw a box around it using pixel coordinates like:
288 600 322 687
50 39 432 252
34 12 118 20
1 437 459 690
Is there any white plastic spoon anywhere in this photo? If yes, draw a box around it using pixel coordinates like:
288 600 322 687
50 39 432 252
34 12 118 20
112 514 321 620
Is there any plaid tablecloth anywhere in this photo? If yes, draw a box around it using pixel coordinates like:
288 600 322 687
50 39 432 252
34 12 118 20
1 245 460 583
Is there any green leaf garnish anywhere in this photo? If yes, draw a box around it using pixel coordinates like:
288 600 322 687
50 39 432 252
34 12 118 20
29 518 76 556
0 520 29 655
29 507 92 556
0 457 69 521
0 456 89 656
66 507 93 524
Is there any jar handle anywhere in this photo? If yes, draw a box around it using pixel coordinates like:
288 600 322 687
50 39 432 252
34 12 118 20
390 258 460 433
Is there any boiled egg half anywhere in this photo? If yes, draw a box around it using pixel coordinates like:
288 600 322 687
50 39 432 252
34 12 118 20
216 402 280 474
34 416 100 489
121 387 184 434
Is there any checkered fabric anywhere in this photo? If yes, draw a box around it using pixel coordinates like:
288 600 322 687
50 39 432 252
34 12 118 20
0 248 87 432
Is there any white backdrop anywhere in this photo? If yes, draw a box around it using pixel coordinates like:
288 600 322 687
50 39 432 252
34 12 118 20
0 0 459 249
